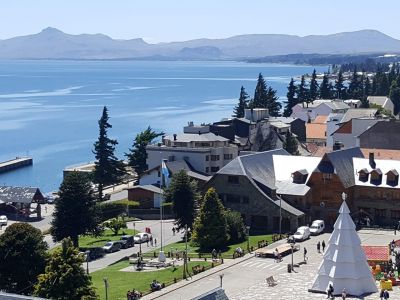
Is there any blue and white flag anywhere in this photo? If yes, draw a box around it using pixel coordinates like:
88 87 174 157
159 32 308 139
161 159 170 187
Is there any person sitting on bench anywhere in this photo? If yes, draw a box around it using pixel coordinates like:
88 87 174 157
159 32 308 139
151 280 162 291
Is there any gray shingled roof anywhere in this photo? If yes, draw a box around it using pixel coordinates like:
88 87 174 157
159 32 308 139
191 288 229 300
367 96 389 107
0 186 42 204
166 160 211 182
128 185 163 194
325 100 350 110
164 132 229 142
268 117 300 124
340 108 378 123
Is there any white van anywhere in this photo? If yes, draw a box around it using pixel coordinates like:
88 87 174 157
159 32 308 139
310 220 325 235
293 226 310 241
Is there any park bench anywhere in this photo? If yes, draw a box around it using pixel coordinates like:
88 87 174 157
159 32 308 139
192 265 205 274
266 276 278 287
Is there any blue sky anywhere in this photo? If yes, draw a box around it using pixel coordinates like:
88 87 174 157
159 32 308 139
1 0 399 42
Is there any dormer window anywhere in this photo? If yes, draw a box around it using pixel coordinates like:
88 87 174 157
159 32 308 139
386 169 399 186
358 168 369 182
292 169 308 184
370 169 383 185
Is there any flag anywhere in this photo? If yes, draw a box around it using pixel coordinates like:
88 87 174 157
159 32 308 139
161 159 170 187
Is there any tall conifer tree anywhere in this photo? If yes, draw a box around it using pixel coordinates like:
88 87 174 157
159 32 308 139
335 71 345 99
283 78 297 117
319 74 332 99
233 86 249 118
297 75 309 106
309 69 319 101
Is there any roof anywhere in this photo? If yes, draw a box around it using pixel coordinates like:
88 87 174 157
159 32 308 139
128 185 163 194
324 100 350 110
367 96 389 107
313 115 328 124
362 245 390 262
316 147 364 188
340 108 378 123
164 132 229 143
353 157 400 189
361 148 400 160
344 99 362 104
0 186 42 204
306 123 326 140
269 121 290 129
191 288 229 300
166 160 211 182
268 117 302 124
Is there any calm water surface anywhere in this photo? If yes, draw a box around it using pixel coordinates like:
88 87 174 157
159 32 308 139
0 60 327 192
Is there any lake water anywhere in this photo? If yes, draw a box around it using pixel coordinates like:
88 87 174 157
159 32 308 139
0 60 328 192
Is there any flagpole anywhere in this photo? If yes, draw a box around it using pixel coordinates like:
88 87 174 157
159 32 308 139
158 158 167 262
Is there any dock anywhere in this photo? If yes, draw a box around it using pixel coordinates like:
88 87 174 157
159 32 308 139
0 157 33 173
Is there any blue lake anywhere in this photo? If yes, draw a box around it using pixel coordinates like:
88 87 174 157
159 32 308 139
0 60 328 192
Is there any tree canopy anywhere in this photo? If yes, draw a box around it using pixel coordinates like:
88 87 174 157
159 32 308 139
51 172 99 247
308 69 319 101
250 73 281 116
319 73 333 99
125 126 164 177
233 86 249 118
283 131 299 155
0 223 48 295
165 170 199 230
283 78 297 117
297 75 309 106
93 106 124 200
34 238 97 300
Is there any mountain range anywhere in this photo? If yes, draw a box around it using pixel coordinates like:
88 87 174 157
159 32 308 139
1 28 400 60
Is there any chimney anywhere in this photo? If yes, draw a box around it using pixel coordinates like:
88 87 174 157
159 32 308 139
369 152 376 169
173 134 177 141
198 130 201 135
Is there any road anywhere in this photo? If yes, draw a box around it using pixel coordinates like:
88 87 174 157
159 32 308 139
88 219 183 272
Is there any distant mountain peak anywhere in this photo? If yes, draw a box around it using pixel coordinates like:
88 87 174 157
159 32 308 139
40 27 64 35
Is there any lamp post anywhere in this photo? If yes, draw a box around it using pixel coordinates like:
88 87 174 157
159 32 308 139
246 226 251 253
85 250 90 274
103 277 109 300
219 274 224 288
290 240 295 271
133 222 135 248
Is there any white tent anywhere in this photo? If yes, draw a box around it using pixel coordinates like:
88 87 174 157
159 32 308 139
310 199 378 296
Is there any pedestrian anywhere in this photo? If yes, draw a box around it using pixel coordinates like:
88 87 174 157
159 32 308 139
326 283 334 299
341 288 346 300
380 289 384 300
172 227 176 236
146 240 149 246
304 247 308 262
383 289 390 300
317 241 321 253
322 240 326 252
154 238 157 247
45 205 48 214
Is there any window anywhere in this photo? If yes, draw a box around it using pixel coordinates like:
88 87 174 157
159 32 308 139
322 173 332 182
205 167 209 173
226 194 240 203
224 154 233 160
375 209 386 218
358 169 369 182
228 176 239 184
391 210 400 219
211 155 220 161
205 155 209 161
211 166 219 172
242 196 249 204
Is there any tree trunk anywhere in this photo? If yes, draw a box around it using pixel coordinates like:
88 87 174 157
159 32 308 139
72 235 79 248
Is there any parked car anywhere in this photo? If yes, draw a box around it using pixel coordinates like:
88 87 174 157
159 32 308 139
134 233 151 244
102 241 122 253
120 235 134 248
88 247 106 260
310 220 325 235
293 226 310 241
0 215 8 226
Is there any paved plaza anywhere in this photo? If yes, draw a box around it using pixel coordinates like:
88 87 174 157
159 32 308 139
144 229 400 300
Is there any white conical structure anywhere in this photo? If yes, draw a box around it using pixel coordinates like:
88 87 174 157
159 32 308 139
310 200 378 296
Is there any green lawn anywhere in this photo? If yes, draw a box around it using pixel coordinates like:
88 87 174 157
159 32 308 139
147 234 273 258
79 229 138 249
91 260 214 300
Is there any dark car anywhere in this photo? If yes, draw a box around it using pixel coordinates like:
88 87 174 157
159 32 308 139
120 235 134 249
102 241 122 253
88 247 106 260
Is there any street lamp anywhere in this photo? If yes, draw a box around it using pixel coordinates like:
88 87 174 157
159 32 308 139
85 250 90 274
219 274 224 288
103 277 109 300
289 239 295 271
132 222 135 248
246 226 251 253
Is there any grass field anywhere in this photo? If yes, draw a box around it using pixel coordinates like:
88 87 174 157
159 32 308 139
91 259 214 300
79 228 138 248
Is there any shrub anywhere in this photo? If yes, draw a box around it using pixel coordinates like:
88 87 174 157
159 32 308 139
225 210 247 243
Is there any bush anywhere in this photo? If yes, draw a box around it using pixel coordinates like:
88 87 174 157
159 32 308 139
225 210 246 244
96 200 138 221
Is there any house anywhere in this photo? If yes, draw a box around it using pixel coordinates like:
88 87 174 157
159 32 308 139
357 120 400 149
0 186 44 218
344 99 362 109
326 113 344 148
146 132 238 175
306 115 328 146
340 108 378 123
291 99 350 122
268 117 306 141
367 96 395 115
205 149 305 233
127 185 163 208
331 118 380 149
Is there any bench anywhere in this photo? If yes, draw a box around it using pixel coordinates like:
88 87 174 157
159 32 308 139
192 265 205 274
266 276 277 287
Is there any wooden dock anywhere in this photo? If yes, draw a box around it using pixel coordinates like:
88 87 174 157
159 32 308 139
0 157 33 173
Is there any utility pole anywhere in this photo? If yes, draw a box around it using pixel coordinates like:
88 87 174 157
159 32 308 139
103 277 108 300
183 224 188 279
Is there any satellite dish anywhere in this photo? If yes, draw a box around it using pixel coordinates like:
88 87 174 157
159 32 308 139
320 201 325 208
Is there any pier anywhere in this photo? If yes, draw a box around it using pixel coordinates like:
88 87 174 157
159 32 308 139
0 157 33 173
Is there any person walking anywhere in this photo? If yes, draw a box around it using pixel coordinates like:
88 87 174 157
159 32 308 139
383 289 390 300
172 227 176 236
322 240 326 252
304 247 308 262
341 288 346 300
154 238 157 247
380 288 385 300
326 283 334 299
317 241 321 253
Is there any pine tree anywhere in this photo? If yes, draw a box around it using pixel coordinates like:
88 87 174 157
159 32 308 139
192 188 228 250
335 71 345 99
266 86 282 117
233 86 249 118
165 170 199 230
390 81 400 115
283 78 297 117
34 238 97 300
93 106 124 200
348 68 363 99
125 126 164 178
51 172 99 248
361 75 371 108
283 131 299 155
309 69 319 101
319 73 332 99
297 75 309 106
250 73 281 116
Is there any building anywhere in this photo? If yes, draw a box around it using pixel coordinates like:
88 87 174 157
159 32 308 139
291 99 350 122
0 186 44 218
340 108 378 124
367 96 395 115
268 117 306 141
206 149 305 233
146 132 238 175
344 99 362 109
306 115 328 146
127 185 163 208
357 120 400 149
326 113 344 148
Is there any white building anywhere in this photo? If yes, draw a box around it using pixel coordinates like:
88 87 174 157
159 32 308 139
331 119 380 149
291 99 350 122
367 96 395 115
146 132 238 175
344 99 362 109
326 113 344 148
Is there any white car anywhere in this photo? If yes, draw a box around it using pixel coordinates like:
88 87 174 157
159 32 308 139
134 233 151 244
0 215 8 226
293 226 310 241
